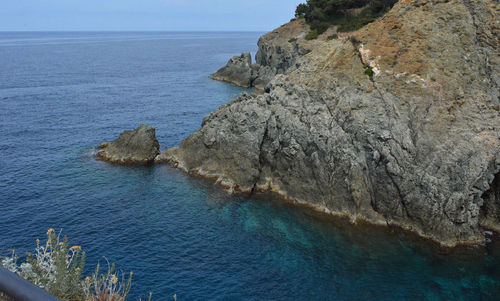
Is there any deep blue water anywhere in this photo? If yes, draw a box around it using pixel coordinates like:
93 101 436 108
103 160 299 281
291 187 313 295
1 32 499 300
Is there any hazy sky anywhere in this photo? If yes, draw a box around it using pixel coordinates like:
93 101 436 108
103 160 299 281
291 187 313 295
1 0 304 31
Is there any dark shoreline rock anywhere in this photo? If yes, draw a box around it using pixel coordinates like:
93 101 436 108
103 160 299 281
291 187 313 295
159 0 500 247
96 124 160 165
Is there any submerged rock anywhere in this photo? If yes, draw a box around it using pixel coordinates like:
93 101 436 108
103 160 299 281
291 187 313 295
160 0 500 246
97 124 160 165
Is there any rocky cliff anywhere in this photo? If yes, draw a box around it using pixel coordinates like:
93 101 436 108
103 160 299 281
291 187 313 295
211 19 317 90
158 0 500 246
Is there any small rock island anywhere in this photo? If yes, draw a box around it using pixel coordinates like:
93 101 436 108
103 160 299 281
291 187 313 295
96 124 160 165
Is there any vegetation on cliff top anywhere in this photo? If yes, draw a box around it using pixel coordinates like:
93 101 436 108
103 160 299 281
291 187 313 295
295 0 398 35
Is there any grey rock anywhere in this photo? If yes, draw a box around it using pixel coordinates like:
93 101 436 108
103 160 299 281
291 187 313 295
480 171 500 232
97 124 160 165
211 53 255 88
212 19 315 90
160 0 500 246
253 66 276 91
255 19 313 75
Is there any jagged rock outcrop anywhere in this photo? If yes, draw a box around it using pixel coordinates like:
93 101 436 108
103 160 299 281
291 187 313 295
255 19 313 74
97 124 160 165
252 65 276 91
159 0 500 246
211 53 255 88
211 19 316 91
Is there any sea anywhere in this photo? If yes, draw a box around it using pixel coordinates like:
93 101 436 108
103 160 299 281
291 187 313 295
0 32 499 300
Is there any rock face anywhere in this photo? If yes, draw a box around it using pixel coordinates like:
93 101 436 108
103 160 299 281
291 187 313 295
481 173 500 232
211 19 315 91
97 124 160 165
159 0 500 246
211 53 255 88
255 19 313 74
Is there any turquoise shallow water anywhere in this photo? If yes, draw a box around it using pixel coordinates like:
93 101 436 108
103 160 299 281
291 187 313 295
0 32 499 300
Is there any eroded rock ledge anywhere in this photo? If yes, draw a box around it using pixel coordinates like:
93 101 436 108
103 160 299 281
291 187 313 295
158 0 500 247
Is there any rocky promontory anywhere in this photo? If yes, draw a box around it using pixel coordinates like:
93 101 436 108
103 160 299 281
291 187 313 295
97 124 160 165
211 19 316 91
159 0 500 246
211 53 255 88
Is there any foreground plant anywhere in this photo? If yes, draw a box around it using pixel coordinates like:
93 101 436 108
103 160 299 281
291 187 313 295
82 262 132 301
1 229 135 301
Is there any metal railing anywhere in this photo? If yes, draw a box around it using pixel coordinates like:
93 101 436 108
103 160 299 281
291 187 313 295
0 267 61 301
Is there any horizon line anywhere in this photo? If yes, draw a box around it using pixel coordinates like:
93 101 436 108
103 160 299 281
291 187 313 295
0 29 267 33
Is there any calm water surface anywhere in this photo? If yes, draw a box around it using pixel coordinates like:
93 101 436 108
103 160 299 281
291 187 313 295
0 32 499 300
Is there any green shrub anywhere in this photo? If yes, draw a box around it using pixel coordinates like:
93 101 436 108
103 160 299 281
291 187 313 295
295 3 309 18
295 0 398 34
327 34 338 40
365 67 374 78
1 229 138 301
305 29 320 40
